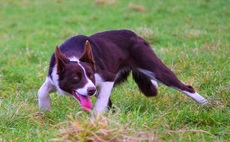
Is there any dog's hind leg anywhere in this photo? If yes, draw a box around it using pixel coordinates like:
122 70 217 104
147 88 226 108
138 65 209 106
132 71 158 97
38 77 55 110
131 37 209 106
163 72 209 105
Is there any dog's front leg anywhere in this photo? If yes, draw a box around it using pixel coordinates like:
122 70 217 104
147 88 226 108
38 77 55 110
93 81 114 114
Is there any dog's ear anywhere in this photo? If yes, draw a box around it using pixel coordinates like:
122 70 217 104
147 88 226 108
55 46 70 74
79 40 96 71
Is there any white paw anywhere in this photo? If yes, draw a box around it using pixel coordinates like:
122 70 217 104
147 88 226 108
38 98 51 111
200 99 212 108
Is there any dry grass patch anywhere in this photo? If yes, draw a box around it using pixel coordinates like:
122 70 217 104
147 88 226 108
52 114 160 142
128 4 146 12
184 29 207 39
95 0 116 6
136 27 153 38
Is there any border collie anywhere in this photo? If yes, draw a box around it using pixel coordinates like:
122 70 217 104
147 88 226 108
38 30 209 112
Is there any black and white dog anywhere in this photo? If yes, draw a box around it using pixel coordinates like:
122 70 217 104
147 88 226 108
38 30 209 112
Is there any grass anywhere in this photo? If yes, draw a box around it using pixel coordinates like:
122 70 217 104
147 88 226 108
0 0 229 141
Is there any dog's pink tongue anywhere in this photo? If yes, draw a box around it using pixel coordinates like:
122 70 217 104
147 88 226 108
78 95 93 111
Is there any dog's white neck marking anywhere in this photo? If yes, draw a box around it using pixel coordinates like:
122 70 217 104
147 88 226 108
95 73 104 88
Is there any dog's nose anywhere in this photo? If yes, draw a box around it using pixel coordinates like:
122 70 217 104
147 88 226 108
87 87 96 96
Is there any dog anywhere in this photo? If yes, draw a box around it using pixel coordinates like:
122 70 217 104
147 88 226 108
38 30 209 113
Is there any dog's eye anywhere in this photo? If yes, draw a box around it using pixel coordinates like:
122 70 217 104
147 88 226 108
73 76 80 81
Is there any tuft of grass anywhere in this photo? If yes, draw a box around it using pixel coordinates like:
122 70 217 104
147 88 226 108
52 113 160 142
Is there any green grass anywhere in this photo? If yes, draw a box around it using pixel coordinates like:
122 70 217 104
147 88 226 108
0 0 229 141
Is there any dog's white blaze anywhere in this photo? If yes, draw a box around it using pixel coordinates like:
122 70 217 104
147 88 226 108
93 82 114 113
182 91 209 106
76 62 96 96
69 56 80 62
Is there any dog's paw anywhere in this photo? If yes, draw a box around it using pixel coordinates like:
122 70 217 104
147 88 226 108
39 106 51 111
38 99 51 111
200 99 212 108
39 105 51 111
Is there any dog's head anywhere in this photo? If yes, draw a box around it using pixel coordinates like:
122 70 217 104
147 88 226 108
55 40 96 111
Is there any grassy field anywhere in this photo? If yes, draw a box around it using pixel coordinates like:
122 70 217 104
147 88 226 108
0 0 229 141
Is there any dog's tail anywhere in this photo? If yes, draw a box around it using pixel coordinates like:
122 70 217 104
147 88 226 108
132 70 158 97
